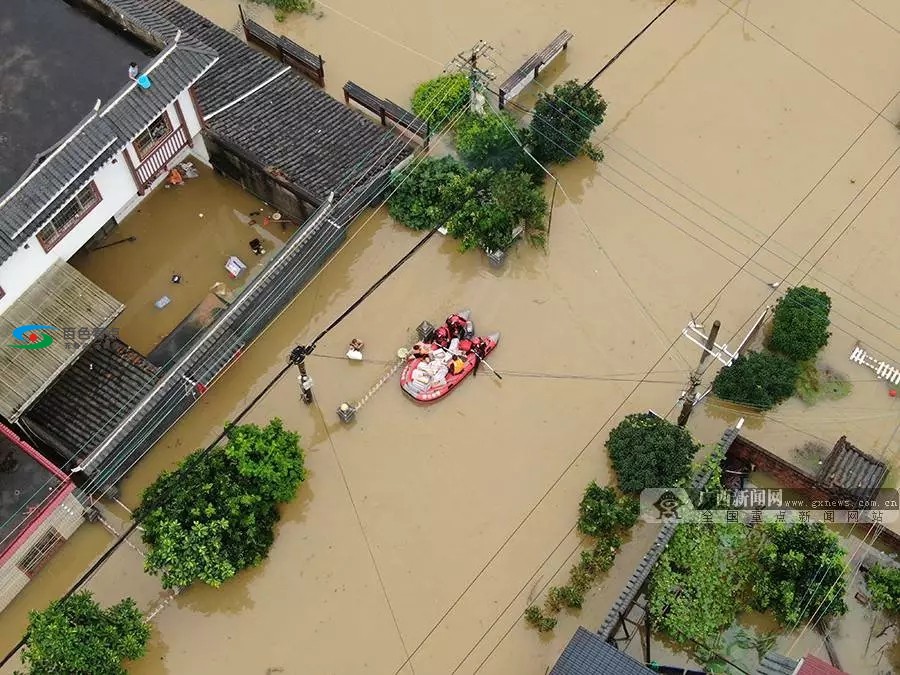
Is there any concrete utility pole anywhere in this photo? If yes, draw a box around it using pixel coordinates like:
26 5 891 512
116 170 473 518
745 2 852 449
452 41 495 114
674 306 772 427
290 345 314 404
677 320 720 427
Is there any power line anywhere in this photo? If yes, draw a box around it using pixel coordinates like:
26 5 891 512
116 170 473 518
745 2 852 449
77 85 473 499
485 45 900 349
0 205 454 667
0 66 477 619
493 85 900 361
0 67 476 551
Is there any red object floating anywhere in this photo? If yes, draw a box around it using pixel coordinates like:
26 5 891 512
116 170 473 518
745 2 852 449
890 389 897 397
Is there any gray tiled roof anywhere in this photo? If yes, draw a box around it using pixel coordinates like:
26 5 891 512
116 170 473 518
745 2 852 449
816 435 887 500
757 651 800 675
138 0 410 203
24 335 160 462
551 627 656 675
0 3 217 265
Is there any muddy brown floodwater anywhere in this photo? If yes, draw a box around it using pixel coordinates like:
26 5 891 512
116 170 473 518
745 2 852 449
71 163 298 356
3 0 900 673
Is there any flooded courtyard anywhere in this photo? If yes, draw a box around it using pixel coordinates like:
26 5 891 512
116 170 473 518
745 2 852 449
71 163 298 357
3 0 900 673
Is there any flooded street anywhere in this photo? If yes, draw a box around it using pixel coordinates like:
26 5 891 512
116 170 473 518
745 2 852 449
3 0 900 673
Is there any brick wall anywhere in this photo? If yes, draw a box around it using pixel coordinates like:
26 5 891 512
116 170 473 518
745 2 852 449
727 435 900 552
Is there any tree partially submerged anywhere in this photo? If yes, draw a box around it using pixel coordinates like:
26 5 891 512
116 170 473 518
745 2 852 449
768 286 832 362
410 73 470 130
712 351 799 410
606 413 699 493
577 482 638 537
252 0 315 22
135 419 305 589
387 157 466 231
19 591 150 675
868 564 900 614
529 80 607 164
455 112 538 179
444 168 547 252
752 522 848 626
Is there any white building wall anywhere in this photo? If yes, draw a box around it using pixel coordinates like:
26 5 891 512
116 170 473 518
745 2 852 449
0 87 207 314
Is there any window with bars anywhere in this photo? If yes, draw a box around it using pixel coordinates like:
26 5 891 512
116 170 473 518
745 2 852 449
133 113 173 159
17 527 64 578
36 182 101 251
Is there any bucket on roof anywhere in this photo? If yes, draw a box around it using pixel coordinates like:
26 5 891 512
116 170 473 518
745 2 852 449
136 74 152 89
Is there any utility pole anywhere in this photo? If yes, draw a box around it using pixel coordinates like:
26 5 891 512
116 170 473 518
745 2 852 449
677 320 720 427
452 41 495 114
290 345 314 404
674 306 772 426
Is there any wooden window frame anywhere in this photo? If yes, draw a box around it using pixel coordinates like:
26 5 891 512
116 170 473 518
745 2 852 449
17 527 65 579
133 112 174 160
36 181 102 252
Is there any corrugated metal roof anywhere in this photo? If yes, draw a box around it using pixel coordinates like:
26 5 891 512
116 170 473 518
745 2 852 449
0 3 217 265
0 261 123 421
551 627 656 675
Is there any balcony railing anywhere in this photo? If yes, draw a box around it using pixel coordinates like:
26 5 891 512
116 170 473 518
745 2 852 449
135 126 189 189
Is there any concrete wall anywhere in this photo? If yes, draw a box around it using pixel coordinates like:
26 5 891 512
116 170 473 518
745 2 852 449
727 435 900 552
0 492 84 612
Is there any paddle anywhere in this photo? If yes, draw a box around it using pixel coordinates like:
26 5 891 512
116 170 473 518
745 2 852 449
473 352 502 380
429 344 502 381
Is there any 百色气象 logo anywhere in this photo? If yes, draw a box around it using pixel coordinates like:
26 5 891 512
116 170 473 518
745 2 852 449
9 325 56 350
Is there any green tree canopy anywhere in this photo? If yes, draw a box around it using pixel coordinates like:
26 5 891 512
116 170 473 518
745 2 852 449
410 73 470 130
135 419 305 589
711 351 799 410
387 157 466 231
577 482 639 537
224 419 305 503
528 80 607 164
649 524 753 648
753 522 848 626
768 286 832 362
444 168 547 252
455 112 538 179
19 592 150 675
606 413 699 493
866 563 900 615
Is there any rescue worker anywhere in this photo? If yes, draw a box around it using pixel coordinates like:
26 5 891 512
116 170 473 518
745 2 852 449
470 337 487 362
446 314 468 339
433 325 451 348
